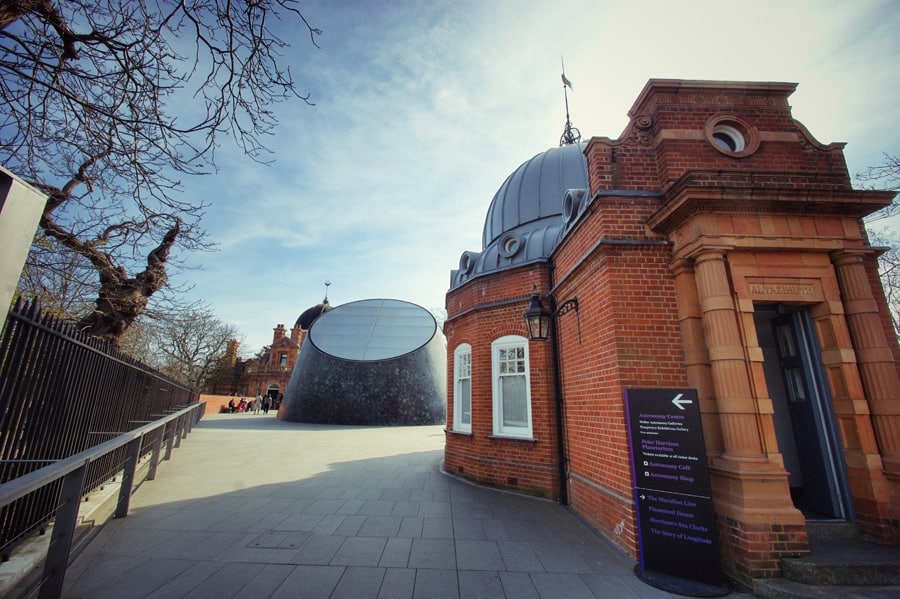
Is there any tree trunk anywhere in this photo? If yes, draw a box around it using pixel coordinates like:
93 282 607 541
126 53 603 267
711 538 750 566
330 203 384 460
1 0 79 59
75 222 180 347
0 0 39 30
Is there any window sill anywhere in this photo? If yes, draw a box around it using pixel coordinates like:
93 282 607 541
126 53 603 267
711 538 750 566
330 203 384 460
445 428 472 437
487 434 537 443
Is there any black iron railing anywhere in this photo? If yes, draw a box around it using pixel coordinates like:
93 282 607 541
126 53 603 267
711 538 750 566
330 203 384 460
0 299 199 573
0 402 204 598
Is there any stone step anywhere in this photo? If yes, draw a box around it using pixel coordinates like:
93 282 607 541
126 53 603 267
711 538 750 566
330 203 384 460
780 537 900 586
752 577 900 599
804 520 860 541
751 527 900 598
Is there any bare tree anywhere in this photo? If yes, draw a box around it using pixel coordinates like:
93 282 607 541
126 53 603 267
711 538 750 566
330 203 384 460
859 153 900 223
868 231 900 337
859 153 900 337
117 314 157 365
0 0 320 345
858 153 900 188
16 232 95 318
142 307 241 391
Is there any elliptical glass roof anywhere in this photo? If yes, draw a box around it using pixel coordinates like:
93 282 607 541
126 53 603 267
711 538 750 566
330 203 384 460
307 298 437 361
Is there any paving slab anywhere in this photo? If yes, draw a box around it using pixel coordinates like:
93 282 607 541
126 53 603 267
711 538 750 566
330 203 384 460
60 413 745 598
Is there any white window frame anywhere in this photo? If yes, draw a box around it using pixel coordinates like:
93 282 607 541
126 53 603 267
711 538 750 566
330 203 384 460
453 343 472 433
491 335 532 438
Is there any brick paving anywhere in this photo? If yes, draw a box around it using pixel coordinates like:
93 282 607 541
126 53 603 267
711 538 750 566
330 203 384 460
62 413 720 598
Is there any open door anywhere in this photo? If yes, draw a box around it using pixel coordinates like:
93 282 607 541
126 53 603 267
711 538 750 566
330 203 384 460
760 307 853 520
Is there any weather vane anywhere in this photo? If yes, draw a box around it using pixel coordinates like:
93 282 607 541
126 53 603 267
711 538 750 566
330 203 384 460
559 57 581 146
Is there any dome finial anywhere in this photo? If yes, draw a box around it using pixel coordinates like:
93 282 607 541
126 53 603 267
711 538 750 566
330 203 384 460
560 57 581 146
324 280 331 304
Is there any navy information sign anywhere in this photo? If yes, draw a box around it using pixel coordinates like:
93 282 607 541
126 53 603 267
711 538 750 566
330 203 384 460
624 388 728 596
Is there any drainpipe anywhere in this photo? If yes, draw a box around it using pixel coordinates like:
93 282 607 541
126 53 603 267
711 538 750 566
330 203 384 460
548 261 569 505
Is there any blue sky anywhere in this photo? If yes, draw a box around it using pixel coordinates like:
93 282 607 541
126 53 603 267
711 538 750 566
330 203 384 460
174 0 900 356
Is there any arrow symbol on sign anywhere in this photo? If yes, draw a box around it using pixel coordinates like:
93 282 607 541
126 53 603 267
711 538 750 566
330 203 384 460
672 393 692 410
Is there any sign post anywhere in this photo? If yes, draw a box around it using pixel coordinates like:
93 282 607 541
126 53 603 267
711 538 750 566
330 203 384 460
625 388 730 596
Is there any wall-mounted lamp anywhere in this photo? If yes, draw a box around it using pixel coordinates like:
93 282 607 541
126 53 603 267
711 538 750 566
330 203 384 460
523 286 579 342
522 284 580 505
524 289 551 341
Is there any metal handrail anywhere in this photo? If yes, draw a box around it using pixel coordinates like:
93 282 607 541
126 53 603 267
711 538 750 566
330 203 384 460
0 402 205 599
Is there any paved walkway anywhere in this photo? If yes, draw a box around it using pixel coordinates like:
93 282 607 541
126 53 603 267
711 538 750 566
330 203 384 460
62 413 701 598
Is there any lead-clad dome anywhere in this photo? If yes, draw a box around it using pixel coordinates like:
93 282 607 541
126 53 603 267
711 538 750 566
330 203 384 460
294 299 332 330
451 143 589 289
482 142 588 247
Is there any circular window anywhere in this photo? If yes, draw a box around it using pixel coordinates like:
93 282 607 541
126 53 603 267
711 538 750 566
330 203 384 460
498 232 522 258
459 251 475 274
562 188 585 224
712 125 745 152
705 115 759 157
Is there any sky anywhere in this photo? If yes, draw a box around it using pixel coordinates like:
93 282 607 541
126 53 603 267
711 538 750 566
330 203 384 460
173 0 900 356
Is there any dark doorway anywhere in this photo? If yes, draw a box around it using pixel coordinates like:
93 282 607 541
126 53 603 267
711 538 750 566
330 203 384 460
754 305 853 520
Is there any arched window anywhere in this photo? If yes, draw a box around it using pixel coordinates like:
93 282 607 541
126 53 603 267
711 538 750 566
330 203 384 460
491 335 532 438
453 343 472 432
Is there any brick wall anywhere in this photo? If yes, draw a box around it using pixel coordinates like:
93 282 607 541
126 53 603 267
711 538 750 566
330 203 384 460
556 238 687 556
717 516 808 586
198 394 232 414
444 265 562 498
586 81 851 197
444 79 900 585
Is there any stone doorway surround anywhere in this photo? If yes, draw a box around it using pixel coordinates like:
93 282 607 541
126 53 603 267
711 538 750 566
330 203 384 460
648 180 899 580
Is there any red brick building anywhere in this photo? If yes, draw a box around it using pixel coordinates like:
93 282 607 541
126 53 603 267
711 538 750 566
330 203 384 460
443 79 899 585
211 300 331 399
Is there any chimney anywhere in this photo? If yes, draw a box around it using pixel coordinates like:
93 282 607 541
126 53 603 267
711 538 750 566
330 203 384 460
225 339 239 364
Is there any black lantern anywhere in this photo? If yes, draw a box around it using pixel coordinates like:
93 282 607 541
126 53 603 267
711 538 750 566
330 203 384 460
524 288 551 341
524 286 580 342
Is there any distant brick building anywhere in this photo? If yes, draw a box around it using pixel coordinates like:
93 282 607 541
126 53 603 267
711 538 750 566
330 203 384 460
444 79 899 586
210 300 331 399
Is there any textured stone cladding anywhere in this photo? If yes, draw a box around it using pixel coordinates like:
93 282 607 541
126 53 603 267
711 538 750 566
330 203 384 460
280 331 447 426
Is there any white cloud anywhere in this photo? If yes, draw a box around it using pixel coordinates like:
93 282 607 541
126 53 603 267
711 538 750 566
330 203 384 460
169 0 900 354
